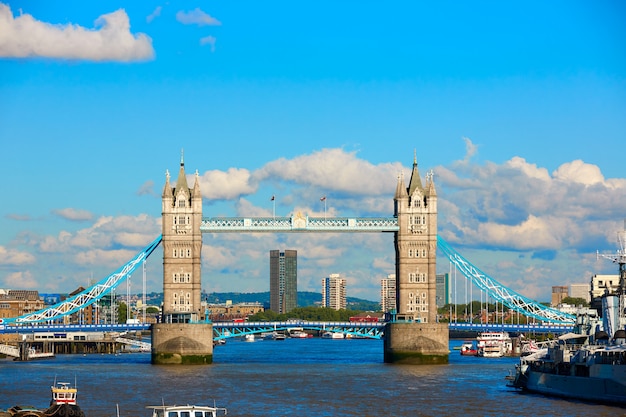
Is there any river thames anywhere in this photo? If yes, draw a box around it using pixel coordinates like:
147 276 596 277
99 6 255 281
0 338 623 417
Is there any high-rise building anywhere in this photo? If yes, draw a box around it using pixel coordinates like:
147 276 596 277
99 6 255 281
435 273 449 308
569 283 591 303
269 250 298 313
380 274 396 312
322 274 347 310
551 286 569 307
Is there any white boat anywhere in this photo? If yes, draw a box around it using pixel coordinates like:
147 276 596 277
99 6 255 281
244 334 255 342
263 332 285 340
476 331 512 357
147 404 227 417
321 331 344 339
290 330 309 338
509 224 626 405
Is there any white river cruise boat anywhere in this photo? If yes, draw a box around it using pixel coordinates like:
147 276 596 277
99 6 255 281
147 404 228 417
476 331 513 357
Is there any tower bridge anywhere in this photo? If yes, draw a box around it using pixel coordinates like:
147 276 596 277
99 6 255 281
0 153 576 365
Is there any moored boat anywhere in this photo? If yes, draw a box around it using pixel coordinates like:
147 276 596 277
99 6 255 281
476 331 512 357
460 341 478 356
7 381 85 417
147 404 227 417
321 331 344 339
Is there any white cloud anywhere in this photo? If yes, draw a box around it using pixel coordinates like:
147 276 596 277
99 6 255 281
553 159 604 186
52 208 93 222
0 246 36 265
199 168 257 200
200 35 216 52
146 6 162 23
254 148 402 196
176 8 221 26
0 4 154 61
2 271 39 290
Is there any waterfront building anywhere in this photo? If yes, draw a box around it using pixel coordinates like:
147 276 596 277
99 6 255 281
590 274 620 299
269 250 298 313
380 274 396 312
0 290 44 321
67 286 96 325
551 285 569 307
322 274 346 310
206 301 265 321
569 283 591 303
435 273 449 308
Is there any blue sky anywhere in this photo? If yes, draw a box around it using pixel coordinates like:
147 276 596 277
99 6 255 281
0 1 624 303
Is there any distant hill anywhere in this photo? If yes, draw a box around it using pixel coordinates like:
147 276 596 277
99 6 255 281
137 291 380 312
204 291 381 312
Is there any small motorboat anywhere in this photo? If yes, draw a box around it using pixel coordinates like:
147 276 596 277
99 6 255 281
7 380 85 417
459 341 477 356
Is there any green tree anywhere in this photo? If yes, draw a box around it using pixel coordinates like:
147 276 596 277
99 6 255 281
117 301 129 323
561 296 589 307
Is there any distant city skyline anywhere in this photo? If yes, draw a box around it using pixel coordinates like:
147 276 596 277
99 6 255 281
0 2 624 303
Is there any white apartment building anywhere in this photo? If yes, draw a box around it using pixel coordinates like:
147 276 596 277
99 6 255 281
590 274 620 299
322 273 346 310
380 274 396 312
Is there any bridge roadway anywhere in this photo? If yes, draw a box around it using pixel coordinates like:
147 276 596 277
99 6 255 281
0 321 572 338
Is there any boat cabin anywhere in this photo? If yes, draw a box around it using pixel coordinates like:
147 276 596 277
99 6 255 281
51 382 77 406
148 405 228 417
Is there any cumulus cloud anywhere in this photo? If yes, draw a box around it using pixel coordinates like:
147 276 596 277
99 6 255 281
0 4 154 61
37 214 160 256
176 8 221 26
553 159 605 186
437 151 626 257
52 208 93 221
199 168 257 200
0 246 36 265
2 271 39 289
254 148 401 196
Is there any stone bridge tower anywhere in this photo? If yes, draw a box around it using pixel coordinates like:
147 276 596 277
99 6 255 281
161 154 203 323
152 153 213 365
384 154 449 364
393 155 437 323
